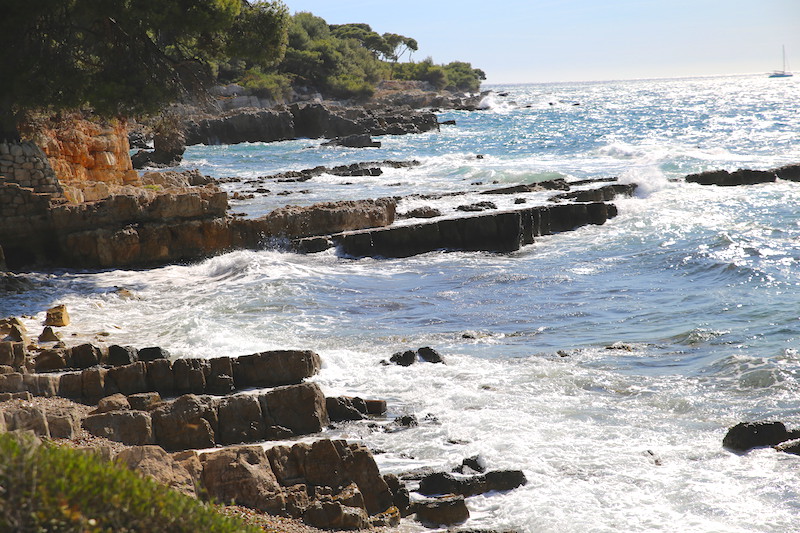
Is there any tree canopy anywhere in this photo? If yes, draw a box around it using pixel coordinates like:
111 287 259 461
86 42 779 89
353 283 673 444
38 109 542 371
0 0 289 140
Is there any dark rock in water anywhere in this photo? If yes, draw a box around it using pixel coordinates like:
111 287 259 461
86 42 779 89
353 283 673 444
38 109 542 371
390 350 417 366
383 473 411 516
453 455 487 474
456 201 497 212
685 168 776 186
69 343 102 369
550 183 637 203
417 346 444 363
394 414 419 428
773 164 800 181
417 470 527 497
322 134 381 148
439 119 457 126
723 421 798 452
401 206 442 219
108 345 138 366
481 180 569 194
138 346 170 362
774 438 800 455
327 396 365 422
413 495 469 527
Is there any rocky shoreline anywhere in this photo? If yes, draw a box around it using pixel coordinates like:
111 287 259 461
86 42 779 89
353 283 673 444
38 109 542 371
0 309 527 531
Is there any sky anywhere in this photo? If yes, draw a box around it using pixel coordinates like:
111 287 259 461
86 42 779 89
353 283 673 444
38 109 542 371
280 0 800 84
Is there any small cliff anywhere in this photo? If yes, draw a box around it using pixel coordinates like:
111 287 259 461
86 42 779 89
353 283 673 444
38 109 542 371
20 113 140 203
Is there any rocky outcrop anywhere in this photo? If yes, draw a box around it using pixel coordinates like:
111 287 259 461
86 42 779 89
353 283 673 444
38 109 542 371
685 168 776 186
19 113 139 202
723 421 800 452
324 202 618 258
183 103 439 146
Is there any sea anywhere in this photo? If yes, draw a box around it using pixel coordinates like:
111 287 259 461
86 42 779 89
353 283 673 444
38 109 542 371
3 74 800 532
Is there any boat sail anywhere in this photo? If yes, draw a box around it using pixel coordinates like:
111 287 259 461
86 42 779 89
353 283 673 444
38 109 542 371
769 46 793 78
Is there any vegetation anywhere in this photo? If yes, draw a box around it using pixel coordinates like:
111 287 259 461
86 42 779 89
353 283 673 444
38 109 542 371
0 433 260 532
1 2 484 138
223 11 485 100
0 0 289 140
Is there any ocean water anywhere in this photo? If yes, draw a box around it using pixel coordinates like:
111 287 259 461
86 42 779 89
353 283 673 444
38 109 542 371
4 74 800 531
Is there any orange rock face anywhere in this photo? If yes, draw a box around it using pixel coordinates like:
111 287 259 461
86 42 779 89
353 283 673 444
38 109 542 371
25 113 139 191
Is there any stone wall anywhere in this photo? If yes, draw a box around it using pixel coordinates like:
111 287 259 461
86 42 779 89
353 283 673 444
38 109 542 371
0 141 62 195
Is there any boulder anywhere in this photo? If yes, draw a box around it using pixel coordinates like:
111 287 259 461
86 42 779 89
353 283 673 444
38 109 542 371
383 474 411 517
775 438 800 455
57 372 83 399
151 394 217 451
413 495 470 527
200 446 285 514
138 346 170 362
107 345 139 366
94 393 131 413
80 367 107 402
321 134 381 148
216 394 266 445
44 407 82 439
145 359 174 396
116 445 197 497
723 421 797 452
44 304 70 327
23 374 59 397
35 348 67 372
173 358 207 395
303 500 370 530
417 346 444 363
106 362 148 396
38 326 61 343
401 206 442 219
260 382 328 436
0 342 25 369
340 442 394 515
266 444 307 487
3 405 50 437
127 391 162 411
206 357 235 395
234 350 321 389
326 397 365 422
70 343 102 369
390 350 416 367
417 470 527 497
82 410 154 446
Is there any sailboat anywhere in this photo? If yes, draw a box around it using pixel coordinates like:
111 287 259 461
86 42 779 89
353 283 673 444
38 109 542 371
769 46 793 78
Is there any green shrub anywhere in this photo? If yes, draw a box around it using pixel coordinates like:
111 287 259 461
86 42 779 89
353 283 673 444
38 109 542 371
237 68 293 100
0 433 260 533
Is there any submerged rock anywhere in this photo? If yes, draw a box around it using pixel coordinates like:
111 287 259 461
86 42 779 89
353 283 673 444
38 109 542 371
722 421 799 452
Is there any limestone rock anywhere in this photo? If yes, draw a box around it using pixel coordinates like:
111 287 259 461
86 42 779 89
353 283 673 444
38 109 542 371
45 304 70 327
106 362 148 396
34 348 67 371
94 393 131 414
200 446 285 514
82 410 154 446
38 326 61 343
107 345 138 366
259 382 328 436
413 495 470 527
127 391 162 411
216 394 266 445
303 500 370 530
69 343 102 369
234 350 322 389
116 445 197 497
151 394 217 451
3 405 50 437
